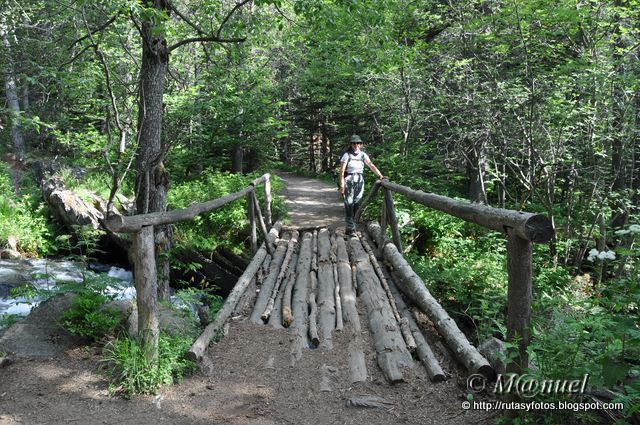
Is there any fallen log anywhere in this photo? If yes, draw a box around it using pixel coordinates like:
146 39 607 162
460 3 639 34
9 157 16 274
290 232 312 363
348 237 413 383
367 221 494 379
232 275 257 317
386 271 446 382
262 231 299 321
317 229 336 350
250 234 290 323
335 233 367 383
188 222 281 362
360 236 416 352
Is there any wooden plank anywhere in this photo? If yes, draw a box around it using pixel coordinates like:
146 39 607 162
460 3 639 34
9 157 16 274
380 180 554 243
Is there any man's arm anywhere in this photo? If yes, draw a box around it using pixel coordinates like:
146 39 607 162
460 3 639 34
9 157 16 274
365 158 384 179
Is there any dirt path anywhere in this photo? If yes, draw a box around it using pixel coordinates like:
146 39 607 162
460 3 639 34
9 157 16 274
275 171 344 229
0 173 495 425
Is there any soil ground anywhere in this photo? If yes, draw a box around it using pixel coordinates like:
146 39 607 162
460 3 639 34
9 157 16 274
0 173 496 425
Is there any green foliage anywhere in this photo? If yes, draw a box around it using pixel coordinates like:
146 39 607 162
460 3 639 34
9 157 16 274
102 332 197 398
60 291 121 339
174 287 223 317
0 313 21 329
168 170 286 253
0 163 53 255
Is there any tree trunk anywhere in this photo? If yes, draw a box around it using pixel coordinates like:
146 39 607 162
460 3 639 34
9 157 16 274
133 226 159 364
467 139 487 204
0 18 25 159
134 0 171 303
231 143 243 173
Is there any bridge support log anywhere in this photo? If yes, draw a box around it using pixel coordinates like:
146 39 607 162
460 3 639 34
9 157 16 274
250 235 290 323
367 221 494 379
335 233 367 383
386 272 446 382
290 232 312 364
317 229 336 350
360 236 416 352
262 231 298 321
269 251 298 329
348 237 413 384
188 222 282 363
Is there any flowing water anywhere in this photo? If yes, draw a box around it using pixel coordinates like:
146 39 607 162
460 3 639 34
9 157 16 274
0 259 134 328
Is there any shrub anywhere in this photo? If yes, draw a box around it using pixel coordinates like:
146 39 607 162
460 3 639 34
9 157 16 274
60 291 121 339
102 332 197 398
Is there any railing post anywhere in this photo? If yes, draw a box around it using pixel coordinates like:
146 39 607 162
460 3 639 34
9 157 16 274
132 225 159 364
247 192 257 254
251 189 274 256
264 174 272 229
379 193 388 254
506 229 533 375
383 188 403 252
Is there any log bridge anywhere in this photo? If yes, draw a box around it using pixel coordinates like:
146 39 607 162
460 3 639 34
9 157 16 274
107 174 554 383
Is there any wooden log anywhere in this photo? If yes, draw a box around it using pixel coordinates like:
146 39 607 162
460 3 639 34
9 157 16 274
262 231 298 321
355 179 382 222
107 174 269 233
264 174 272 228
335 235 359 332
386 272 446 382
380 180 554 243
317 229 336 349
232 275 257 317
251 190 274 256
133 225 159 364
360 236 415 352
348 237 413 383
367 221 494 379
383 188 403 252
268 251 298 329
248 192 257 254
311 230 318 271
290 232 312 363
379 196 388 256
506 230 532 374
250 235 290 324
333 262 343 331
334 233 367 383
188 222 281 362
308 271 320 346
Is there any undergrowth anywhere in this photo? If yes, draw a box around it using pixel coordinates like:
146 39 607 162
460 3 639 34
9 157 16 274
102 332 197 398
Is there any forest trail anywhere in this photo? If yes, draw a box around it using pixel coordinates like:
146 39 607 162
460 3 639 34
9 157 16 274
275 171 344 229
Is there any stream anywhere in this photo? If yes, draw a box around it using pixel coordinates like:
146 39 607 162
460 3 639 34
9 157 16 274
0 259 135 329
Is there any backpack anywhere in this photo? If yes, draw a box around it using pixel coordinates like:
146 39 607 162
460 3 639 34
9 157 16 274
331 149 364 188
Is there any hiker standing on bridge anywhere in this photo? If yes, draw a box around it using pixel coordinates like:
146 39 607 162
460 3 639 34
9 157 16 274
339 134 385 235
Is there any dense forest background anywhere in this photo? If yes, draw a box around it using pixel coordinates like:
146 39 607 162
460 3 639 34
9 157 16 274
1 0 639 422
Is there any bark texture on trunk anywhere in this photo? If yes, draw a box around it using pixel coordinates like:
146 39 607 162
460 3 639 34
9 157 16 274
134 0 171 301
1 18 25 159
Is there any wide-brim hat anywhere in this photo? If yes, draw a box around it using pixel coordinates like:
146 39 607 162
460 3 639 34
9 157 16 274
350 134 363 144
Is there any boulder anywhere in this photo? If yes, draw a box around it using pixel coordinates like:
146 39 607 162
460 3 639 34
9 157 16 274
478 337 506 376
126 303 198 339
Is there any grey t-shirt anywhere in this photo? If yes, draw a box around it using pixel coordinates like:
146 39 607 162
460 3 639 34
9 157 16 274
340 151 369 174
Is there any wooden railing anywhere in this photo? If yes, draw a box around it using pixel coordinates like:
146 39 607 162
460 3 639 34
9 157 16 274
105 173 273 362
356 179 555 374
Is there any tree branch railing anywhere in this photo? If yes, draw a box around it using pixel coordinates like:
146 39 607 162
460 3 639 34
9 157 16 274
105 173 274 363
356 178 555 375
